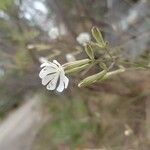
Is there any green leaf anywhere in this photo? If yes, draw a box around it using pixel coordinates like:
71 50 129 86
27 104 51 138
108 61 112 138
85 44 94 60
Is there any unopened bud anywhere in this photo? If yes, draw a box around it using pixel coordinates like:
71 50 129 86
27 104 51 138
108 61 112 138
65 64 90 74
91 27 106 48
63 59 91 71
78 70 107 87
85 44 94 60
100 68 125 81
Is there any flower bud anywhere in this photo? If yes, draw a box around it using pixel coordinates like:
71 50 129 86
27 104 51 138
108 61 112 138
63 59 91 71
65 64 90 74
100 68 125 81
78 70 107 87
85 44 94 60
91 27 106 47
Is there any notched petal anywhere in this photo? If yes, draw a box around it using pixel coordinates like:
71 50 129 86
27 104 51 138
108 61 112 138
39 67 56 78
40 61 58 69
56 73 69 92
64 76 69 89
46 73 59 90
42 73 56 85
53 60 61 67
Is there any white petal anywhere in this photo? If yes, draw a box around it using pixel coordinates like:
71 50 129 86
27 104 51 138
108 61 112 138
64 76 69 89
42 73 56 85
53 60 61 67
56 73 69 92
56 78 64 92
40 62 58 69
46 73 59 90
40 62 49 67
39 67 57 78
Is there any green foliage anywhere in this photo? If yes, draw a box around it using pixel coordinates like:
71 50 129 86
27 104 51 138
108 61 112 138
14 50 33 73
32 96 93 149
9 30 39 45
0 0 14 11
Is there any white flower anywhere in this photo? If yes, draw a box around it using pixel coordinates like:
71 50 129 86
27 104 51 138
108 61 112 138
48 27 59 40
39 60 69 92
76 32 91 46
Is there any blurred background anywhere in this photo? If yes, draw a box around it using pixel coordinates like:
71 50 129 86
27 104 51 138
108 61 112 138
0 0 150 149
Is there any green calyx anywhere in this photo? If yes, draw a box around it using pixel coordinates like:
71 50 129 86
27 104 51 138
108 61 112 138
78 70 107 87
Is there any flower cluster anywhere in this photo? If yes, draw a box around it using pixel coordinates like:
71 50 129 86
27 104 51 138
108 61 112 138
39 27 129 93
